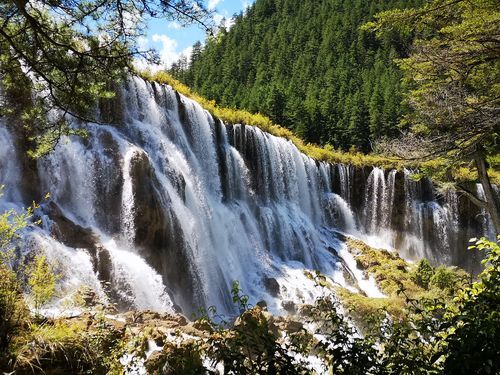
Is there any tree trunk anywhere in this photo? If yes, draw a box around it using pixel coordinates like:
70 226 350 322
474 149 500 235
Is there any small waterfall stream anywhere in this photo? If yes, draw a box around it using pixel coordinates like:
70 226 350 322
0 77 495 316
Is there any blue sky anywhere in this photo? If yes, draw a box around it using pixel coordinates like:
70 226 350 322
140 0 255 69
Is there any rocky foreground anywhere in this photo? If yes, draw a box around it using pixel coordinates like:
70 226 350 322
2 238 473 374
9 302 324 374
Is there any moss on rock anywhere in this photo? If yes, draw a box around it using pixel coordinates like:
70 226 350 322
337 238 471 331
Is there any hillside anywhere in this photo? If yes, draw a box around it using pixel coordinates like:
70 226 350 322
170 0 423 151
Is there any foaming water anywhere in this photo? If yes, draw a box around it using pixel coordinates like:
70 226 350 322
104 239 174 311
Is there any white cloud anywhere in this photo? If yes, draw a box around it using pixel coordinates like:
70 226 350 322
135 35 194 71
152 33 181 68
223 18 235 30
213 9 235 31
181 45 194 61
213 12 224 25
208 0 221 10
167 21 182 29
242 1 251 11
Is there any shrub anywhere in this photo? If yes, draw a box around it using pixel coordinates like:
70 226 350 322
0 264 28 356
146 342 204 375
0 188 32 358
429 266 459 290
411 259 434 289
27 254 57 314
440 237 500 375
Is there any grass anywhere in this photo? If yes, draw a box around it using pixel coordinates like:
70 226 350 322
11 320 91 372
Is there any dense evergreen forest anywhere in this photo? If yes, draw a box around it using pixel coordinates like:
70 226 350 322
170 0 422 151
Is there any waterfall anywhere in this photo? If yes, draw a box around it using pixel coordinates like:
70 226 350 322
477 184 495 240
0 125 22 207
121 146 139 245
0 76 494 316
337 164 351 204
363 167 387 233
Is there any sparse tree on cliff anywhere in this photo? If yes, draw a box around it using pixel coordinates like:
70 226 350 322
0 0 211 156
365 0 500 232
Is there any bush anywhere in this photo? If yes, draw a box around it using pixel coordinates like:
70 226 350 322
0 189 31 358
441 237 500 375
429 266 458 290
27 254 57 314
411 259 434 289
146 342 204 375
0 264 28 355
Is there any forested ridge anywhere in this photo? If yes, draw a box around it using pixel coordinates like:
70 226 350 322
170 0 422 151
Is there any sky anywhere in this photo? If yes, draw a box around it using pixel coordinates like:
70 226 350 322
139 0 255 70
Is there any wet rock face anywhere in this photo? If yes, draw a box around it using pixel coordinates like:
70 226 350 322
282 300 296 314
215 119 230 202
47 202 100 251
127 151 202 313
45 201 116 291
263 277 280 297
391 171 407 237
351 166 372 212
93 130 124 234
5 123 42 203
44 202 147 308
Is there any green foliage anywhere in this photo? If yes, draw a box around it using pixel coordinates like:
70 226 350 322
231 280 250 312
365 0 500 226
177 282 311 374
339 239 470 333
371 236 500 374
13 316 126 374
0 188 32 358
0 0 210 157
0 263 28 356
411 260 467 293
146 341 205 375
1 237 497 374
0 186 33 259
205 307 309 374
306 274 380 374
429 266 462 291
170 0 424 152
334 287 404 334
331 236 500 374
439 236 500 374
27 254 57 315
88 312 129 374
412 259 434 289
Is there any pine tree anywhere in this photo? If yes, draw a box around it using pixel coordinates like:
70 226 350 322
170 0 423 151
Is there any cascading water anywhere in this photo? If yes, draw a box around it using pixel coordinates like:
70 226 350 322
0 125 22 208
477 184 496 240
0 76 494 316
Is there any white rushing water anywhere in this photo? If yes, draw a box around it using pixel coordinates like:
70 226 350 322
0 76 493 316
